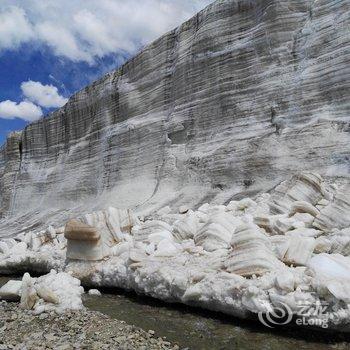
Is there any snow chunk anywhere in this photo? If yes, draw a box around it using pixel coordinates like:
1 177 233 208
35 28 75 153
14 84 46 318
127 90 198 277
225 224 283 277
308 254 350 280
88 289 101 296
19 271 84 314
308 254 350 302
154 239 179 257
194 212 241 251
0 280 22 301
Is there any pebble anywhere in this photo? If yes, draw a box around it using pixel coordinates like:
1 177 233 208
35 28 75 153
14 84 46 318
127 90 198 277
0 301 177 349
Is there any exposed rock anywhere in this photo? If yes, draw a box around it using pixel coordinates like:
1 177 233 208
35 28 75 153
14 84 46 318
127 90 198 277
65 220 101 242
0 302 177 349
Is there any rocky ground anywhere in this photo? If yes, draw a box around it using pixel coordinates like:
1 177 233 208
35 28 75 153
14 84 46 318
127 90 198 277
0 301 179 350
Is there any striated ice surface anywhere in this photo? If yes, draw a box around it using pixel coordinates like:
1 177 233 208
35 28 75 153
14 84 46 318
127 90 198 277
0 0 350 236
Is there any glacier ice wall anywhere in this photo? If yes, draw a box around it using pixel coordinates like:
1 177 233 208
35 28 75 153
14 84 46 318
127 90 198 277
0 0 350 235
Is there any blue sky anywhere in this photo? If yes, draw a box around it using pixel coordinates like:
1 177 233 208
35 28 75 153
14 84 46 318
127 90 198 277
0 46 128 144
0 0 212 145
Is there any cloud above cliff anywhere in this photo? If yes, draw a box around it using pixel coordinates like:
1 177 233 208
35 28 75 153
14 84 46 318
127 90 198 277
21 81 68 108
0 0 212 139
0 6 33 51
0 81 67 122
0 100 43 122
0 0 212 63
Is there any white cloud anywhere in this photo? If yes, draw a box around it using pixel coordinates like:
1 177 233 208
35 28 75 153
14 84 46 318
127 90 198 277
0 0 213 62
73 10 117 58
0 81 67 121
0 100 43 122
36 22 92 62
21 81 68 108
0 6 33 50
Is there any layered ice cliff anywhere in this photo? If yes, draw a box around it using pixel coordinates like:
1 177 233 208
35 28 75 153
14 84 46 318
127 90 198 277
1 0 350 234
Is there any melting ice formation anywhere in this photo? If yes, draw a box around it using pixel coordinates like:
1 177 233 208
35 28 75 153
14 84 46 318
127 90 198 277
0 271 84 314
0 173 350 329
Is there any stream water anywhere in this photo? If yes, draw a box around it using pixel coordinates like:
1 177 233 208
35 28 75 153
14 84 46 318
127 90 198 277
1 276 349 349
83 290 349 350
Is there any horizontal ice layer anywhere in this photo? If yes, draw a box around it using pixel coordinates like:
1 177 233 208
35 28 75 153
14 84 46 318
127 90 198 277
1 0 350 237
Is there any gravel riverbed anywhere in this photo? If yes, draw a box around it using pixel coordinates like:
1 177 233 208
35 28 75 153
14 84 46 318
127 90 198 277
0 301 179 350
